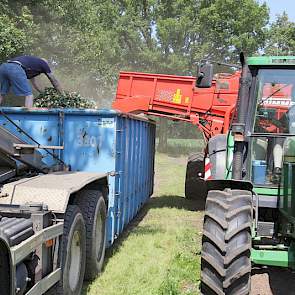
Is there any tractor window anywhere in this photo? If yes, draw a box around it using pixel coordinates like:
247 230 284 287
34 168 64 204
253 69 295 134
251 69 295 186
251 136 284 185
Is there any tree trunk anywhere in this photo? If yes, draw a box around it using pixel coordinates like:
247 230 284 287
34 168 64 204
158 118 168 153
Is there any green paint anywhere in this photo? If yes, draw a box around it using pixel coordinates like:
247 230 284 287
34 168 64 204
253 187 279 196
247 56 295 66
289 242 295 269
251 249 289 267
281 163 295 220
252 244 295 269
219 59 295 271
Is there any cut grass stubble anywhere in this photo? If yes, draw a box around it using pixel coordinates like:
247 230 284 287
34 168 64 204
84 153 203 295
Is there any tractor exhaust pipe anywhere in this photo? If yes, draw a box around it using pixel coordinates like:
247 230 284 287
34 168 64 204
232 53 252 180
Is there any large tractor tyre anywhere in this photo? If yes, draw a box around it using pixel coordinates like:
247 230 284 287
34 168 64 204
185 152 207 200
201 189 252 295
74 190 107 280
49 205 86 295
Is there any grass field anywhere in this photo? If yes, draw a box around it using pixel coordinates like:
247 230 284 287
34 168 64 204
156 138 204 156
83 153 204 295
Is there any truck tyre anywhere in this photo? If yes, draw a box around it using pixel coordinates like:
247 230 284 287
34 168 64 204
0 241 10 295
74 190 107 280
201 189 252 295
185 152 207 200
48 205 86 295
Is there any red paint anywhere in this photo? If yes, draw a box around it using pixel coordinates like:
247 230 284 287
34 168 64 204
113 71 240 140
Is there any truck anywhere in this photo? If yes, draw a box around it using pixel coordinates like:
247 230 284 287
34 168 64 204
0 108 155 295
112 54 295 294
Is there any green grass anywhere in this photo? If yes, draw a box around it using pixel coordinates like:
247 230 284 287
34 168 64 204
156 138 205 156
84 153 203 295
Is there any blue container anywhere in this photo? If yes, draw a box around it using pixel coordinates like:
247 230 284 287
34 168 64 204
252 160 267 185
0 108 156 247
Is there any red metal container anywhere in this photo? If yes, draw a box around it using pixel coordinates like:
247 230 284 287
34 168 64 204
113 71 240 139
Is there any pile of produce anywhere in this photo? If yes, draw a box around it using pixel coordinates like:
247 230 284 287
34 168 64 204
34 87 97 109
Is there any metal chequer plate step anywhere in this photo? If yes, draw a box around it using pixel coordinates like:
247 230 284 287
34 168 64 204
0 171 107 212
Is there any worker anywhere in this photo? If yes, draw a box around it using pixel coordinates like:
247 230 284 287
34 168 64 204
0 55 62 108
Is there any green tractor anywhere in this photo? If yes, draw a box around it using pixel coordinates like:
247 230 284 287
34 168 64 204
201 54 295 294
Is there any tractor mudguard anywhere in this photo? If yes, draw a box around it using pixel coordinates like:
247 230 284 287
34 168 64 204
206 179 253 192
208 134 227 179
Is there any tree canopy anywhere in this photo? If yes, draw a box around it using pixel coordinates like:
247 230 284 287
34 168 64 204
0 0 294 106
265 12 295 55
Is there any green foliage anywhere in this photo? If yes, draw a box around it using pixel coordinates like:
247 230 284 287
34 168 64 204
198 0 269 60
0 5 36 62
0 0 273 76
34 87 96 108
0 0 294 110
265 12 295 55
113 0 270 74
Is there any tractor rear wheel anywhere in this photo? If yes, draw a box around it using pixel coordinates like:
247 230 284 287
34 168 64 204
201 189 252 295
185 152 207 200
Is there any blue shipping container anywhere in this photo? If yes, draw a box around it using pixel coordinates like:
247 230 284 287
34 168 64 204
0 108 156 247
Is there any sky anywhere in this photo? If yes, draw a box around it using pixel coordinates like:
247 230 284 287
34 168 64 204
264 0 295 22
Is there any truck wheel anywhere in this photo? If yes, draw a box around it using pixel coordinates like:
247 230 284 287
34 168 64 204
185 152 207 200
201 189 252 295
74 190 107 280
49 205 86 295
0 241 10 295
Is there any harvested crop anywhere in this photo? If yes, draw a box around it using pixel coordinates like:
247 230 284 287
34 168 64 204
34 87 97 109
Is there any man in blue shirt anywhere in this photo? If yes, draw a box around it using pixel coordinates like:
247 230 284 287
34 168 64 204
0 55 62 108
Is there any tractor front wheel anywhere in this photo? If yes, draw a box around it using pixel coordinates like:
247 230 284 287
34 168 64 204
201 189 252 295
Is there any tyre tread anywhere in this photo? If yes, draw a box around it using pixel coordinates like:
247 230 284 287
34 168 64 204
201 189 252 295
74 189 106 280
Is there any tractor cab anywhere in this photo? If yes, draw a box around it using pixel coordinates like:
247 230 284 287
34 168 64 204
245 62 295 216
250 66 295 187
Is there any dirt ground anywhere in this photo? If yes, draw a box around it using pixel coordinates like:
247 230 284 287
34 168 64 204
251 266 295 295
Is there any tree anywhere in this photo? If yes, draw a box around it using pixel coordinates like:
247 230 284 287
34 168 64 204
265 12 295 55
197 0 269 62
0 0 274 109
119 0 269 72
0 4 36 62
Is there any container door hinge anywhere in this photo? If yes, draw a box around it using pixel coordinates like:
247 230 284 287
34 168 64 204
109 171 123 176
108 171 118 177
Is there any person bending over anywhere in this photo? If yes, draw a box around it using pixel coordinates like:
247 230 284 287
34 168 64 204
0 55 62 108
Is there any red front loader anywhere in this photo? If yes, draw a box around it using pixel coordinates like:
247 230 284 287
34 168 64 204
112 64 240 199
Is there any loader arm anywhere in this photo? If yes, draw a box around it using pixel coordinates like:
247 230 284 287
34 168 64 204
112 71 240 140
